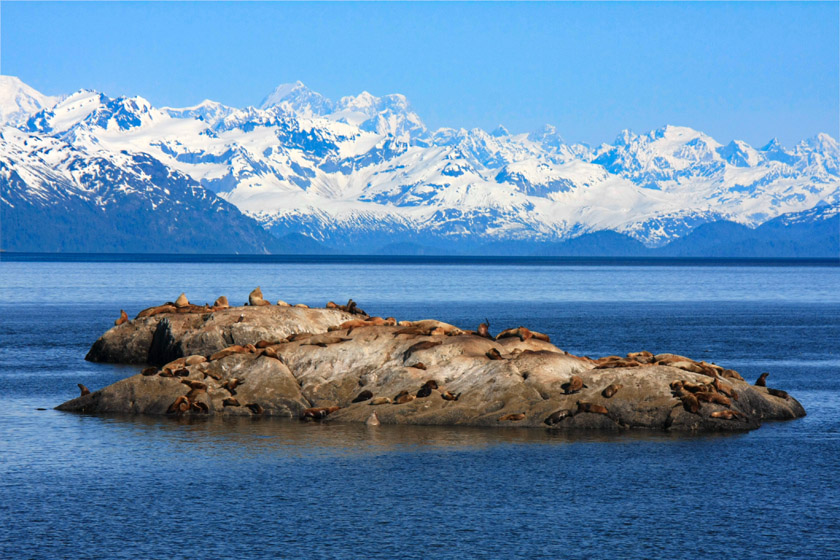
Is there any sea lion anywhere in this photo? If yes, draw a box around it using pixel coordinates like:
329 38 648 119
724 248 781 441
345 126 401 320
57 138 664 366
495 327 533 342
221 378 244 395
766 388 790 399
678 391 701 414
300 406 340 420
246 403 265 415
184 355 206 366
366 412 381 426
213 296 229 308
564 375 586 395
222 397 240 407
710 410 743 420
722 369 745 381
755 372 769 387
485 348 504 361
402 340 442 362
498 413 526 421
408 362 427 370
326 301 339 309
544 409 574 425
167 395 190 414
190 401 209 413
302 335 351 348
530 330 551 343
416 380 439 398
294 303 310 309
141 367 157 376
158 370 174 378
255 340 277 349
577 402 609 415
173 368 190 378
369 397 391 405
115 310 128 326
395 393 416 405
477 320 492 339
174 293 190 308
441 390 460 401
594 359 641 369
185 387 206 401
352 390 374 403
136 304 177 318
276 300 290 307
248 287 271 306
180 379 207 390
695 391 731 406
712 374 739 400
209 345 249 361
77 383 90 396
261 347 282 361
627 350 654 364
602 384 622 398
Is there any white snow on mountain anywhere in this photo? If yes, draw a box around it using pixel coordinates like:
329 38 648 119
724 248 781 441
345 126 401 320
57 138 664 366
3 75 839 249
0 76 62 125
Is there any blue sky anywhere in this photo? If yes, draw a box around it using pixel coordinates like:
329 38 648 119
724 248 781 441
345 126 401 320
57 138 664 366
2 1 837 146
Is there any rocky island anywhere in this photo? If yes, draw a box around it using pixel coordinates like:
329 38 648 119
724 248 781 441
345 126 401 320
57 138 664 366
58 288 806 432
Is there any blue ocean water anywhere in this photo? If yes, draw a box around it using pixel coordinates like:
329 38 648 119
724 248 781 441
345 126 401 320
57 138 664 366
1 256 838 558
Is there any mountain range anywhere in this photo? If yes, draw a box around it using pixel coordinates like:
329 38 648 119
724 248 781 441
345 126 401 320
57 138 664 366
1 75 837 256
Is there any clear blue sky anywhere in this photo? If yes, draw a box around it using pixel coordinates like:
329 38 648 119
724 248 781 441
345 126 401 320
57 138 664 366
2 1 837 146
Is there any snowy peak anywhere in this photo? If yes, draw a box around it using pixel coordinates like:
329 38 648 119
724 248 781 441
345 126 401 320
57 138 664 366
259 81 334 117
0 75 61 125
162 99 235 124
717 140 764 167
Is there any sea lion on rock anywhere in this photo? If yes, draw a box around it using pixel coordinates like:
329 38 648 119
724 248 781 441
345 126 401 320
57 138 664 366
756 372 769 387
210 345 250 361
255 340 277 349
174 293 190 308
498 413 526 421
167 396 190 414
766 388 790 400
395 393 416 405
180 379 207 390
141 367 157 376
158 370 174 378
326 301 339 309
602 384 622 399
248 287 271 307
184 355 206 366
530 331 551 343
627 351 654 364
222 397 240 407
711 410 744 420
722 369 744 381
221 378 244 395
594 359 641 369
213 296 229 309
261 347 282 361
441 391 460 401
300 406 340 421
294 303 310 309
496 327 533 342
695 391 731 407
276 300 290 307
677 391 701 414
352 390 374 403
369 397 391 405
416 380 439 398
576 402 609 415
564 375 586 395
136 304 177 318
485 348 504 361
477 320 492 339
544 409 574 425
77 384 91 396
173 368 190 378
191 401 209 413
115 310 128 326
246 403 265 415
408 363 427 370
366 412 380 426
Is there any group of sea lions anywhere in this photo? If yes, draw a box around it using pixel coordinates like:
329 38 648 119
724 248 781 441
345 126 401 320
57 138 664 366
341 379 461 408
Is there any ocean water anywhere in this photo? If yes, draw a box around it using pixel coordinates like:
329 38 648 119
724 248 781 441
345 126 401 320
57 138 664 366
1 256 838 559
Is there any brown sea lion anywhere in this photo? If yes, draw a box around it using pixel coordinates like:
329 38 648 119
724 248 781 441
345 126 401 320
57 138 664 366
294 303 310 308
495 326 533 342
416 380 439 398
246 403 265 415
722 369 745 381
498 413 526 421
191 401 209 413
441 390 460 401
544 409 574 425
530 330 551 343
185 387 206 401
352 390 374 403
180 379 207 390
115 310 128 326
276 300 290 307
755 372 769 387
402 340 442 362
678 391 701 414
209 345 249 361
300 406 340 420
408 362 427 370
248 287 271 306
184 355 207 366
136 304 177 318
141 367 157 376
222 397 240 407
477 320 492 340
576 402 609 415
174 293 190 308
255 340 277 349
365 412 381 426
602 384 623 398
766 388 790 399
564 375 586 394
594 359 641 369
302 336 351 348
158 370 174 378
221 378 244 395
695 392 731 406
710 410 743 420
711 374 739 400
173 368 190 378
326 301 339 309
261 347 282 361
627 350 654 363
213 296 229 308
77 383 90 396
395 393 416 405
485 348 504 360
369 397 391 405
167 395 190 414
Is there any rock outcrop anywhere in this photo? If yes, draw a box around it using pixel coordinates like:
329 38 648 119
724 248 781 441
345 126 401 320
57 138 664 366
63 295 806 432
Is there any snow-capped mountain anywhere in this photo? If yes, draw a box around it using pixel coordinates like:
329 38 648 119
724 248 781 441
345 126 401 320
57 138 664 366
1 76 838 254
0 76 61 126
